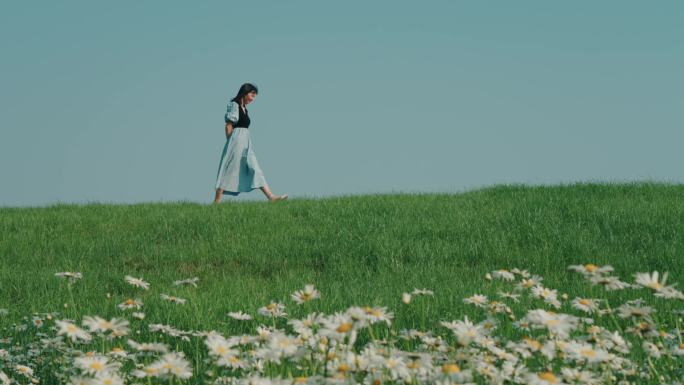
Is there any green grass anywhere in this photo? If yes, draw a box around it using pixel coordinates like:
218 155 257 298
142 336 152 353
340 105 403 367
1 181 682 332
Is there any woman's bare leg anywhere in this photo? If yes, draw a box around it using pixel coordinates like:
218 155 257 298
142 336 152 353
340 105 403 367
213 188 223 204
260 185 287 201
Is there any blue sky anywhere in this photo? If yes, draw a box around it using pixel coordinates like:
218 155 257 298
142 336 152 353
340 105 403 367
1 1 682 206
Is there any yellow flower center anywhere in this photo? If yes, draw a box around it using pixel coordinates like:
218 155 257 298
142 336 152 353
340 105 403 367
90 362 104 371
580 348 596 358
337 364 349 372
336 323 352 333
442 364 460 374
579 299 591 306
538 372 558 383
294 377 308 384
584 264 598 272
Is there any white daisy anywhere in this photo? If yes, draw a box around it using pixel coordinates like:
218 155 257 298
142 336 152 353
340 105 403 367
56 320 92 342
291 284 321 305
124 275 150 290
228 311 253 321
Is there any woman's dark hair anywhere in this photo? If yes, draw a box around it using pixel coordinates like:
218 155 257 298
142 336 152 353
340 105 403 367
231 83 259 105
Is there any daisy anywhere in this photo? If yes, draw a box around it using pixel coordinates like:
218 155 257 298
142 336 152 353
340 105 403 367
55 271 83 283
56 319 92 342
526 371 568 385
91 371 124 385
498 291 521 302
440 316 486 346
146 352 193 379
560 367 600 384
359 306 394 326
401 292 412 304
257 302 287 318
206 333 239 363
127 339 169 353
227 311 253 321
173 277 199 287
14 365 34 378
319 312 356 342
160 294 186 305
588 275 630 290
132 312 145 320
411 288 434 296
117 298 143 310
291 284 321 305
568 264 613 276
463 294 488 308
82 316 130 337
523 309 579 339
124 275 150 290
491 269 515 281
571 298 600 314
74 354 116 376
531 286 561 309
517 275 544 290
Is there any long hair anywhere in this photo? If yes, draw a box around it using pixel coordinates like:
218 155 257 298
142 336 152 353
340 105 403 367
230 83 259 106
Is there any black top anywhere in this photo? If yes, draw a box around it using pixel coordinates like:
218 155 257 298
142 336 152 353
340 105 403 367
235 104 251 128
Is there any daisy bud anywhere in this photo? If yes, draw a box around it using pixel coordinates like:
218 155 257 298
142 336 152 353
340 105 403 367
402 293 412 304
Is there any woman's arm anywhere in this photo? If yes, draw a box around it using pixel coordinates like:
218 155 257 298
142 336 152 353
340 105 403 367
225 122 234 139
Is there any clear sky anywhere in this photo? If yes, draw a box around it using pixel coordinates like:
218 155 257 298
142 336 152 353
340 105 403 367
1 1 682 206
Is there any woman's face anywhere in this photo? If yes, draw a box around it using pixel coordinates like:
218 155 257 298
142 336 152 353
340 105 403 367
243 91 257 105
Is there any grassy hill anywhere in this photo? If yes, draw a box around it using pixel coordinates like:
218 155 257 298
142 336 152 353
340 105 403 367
1 181 682 327
0 181 683 383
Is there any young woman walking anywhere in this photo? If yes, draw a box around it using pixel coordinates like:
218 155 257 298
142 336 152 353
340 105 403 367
213 83 288 203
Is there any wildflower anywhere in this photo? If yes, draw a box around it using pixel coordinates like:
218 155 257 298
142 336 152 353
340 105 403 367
560 367 600 384
498 291 521 302
127 339 169 353
55 271 83 283
257 302 287 318
206 333 240 366
523 309 579 339
463 294 488 308
526 371 568 385
402 292 412 304
568 264 613 276
124 275 150 290
319 312 356 342
517 275 543 290
531 285 561 308
144 351 193 379
564 341 612 364
132 312 145 320
643 341 661 358
411 288 434 296
440 316 486 346
291 284 321 304
91 371 124 385
0 371 9 385
173 277 199 287
491 269 515 281
358 306 394 326
589 275 630 290
83 316 130 337
616 301 654 321
160 294 186 305
228 311 253 320
15 365 34 378
56 319 92 342
74 354 117 376
571 298 600 314
117 298 143 310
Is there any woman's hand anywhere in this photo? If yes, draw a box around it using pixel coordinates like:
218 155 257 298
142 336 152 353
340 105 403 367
225 122 234 139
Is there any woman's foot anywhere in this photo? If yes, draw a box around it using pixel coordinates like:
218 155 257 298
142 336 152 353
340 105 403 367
269 194 288 202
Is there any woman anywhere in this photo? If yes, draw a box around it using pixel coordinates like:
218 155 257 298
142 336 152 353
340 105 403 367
213 83 287 203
